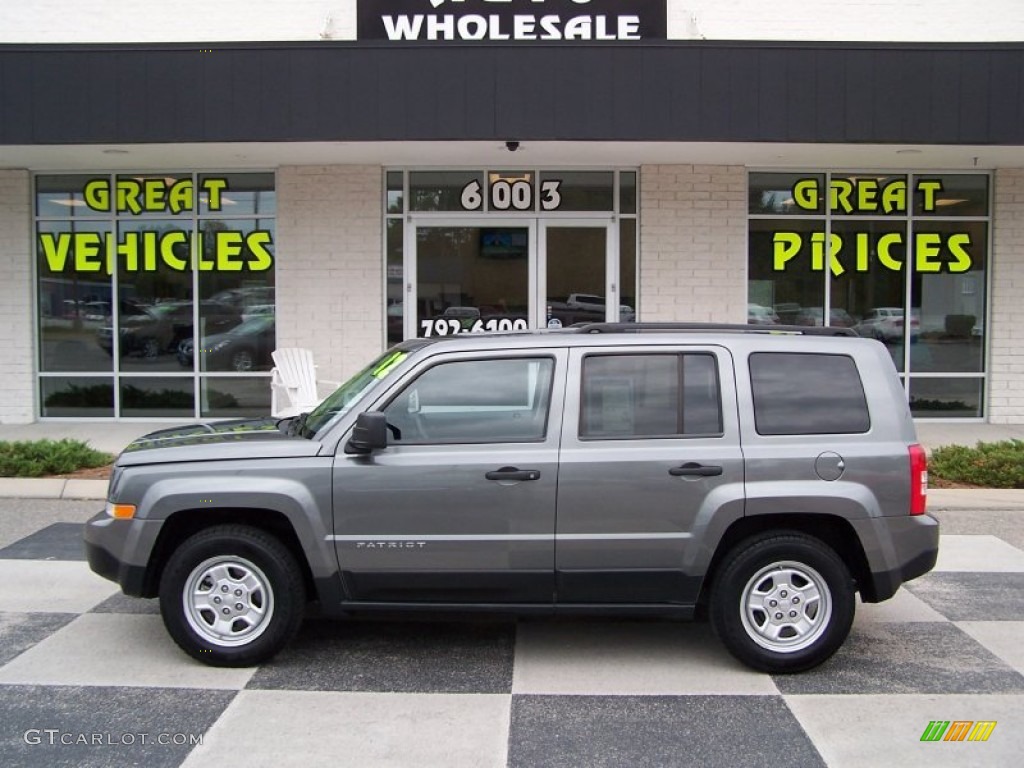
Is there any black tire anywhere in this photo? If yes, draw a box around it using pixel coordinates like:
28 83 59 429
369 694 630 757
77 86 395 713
709 532 855 673
159 525 305 667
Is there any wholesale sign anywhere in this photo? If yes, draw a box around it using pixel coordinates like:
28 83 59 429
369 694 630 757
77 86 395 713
358 0 667 42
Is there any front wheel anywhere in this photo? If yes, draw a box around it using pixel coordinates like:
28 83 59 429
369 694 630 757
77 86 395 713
709 532 855 673
159 525 305 667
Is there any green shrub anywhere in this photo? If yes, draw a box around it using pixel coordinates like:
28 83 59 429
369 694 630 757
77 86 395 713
0 439 113 478
930 439 1024 488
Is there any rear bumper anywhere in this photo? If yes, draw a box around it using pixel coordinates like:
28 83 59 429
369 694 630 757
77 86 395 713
855 513 940 602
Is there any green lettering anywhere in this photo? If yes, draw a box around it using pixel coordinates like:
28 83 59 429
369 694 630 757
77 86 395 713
772 232 802 271
881 179 907 214
856 179 879 212
216 232 245 271
793 179 819 211
39 233 73 272
143 179 167 212
159 231 189 271
168 180 194 214
116 180 143 215
830 179 854 214
915 232 943 273
83 179 110 212
73 233 104 272
917 180 943 212
878 232 904 271
203 178 228 211
246 231 274 271
947 233 972 273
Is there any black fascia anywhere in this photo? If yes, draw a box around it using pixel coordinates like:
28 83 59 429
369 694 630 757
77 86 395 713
1 40 1022 146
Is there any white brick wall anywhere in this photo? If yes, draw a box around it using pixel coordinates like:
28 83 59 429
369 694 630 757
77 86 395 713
0 170 36 424
276 166 383 384
638 165 747 323
988 169 1024 423
2 0 1022 42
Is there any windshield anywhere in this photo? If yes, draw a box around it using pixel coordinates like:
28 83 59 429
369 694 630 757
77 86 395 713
301 348 410 436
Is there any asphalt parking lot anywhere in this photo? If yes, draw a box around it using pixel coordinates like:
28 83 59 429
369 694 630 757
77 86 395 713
0 498 1022 768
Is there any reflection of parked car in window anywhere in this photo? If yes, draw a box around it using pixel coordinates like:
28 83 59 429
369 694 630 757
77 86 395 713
96 301 174 359
177 315 275 372
854 307 919 341
773 302 802 324
747 303 779 325
794 307 856 328
546 294 635 325
147 301 243 351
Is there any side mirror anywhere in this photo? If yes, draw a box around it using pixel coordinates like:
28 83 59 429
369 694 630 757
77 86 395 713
345 411 389 454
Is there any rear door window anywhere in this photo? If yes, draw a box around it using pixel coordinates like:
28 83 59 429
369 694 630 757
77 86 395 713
580 353 722 439
749 352 870 435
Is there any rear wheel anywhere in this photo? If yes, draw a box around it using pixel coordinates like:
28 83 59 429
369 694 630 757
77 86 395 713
159 525 305 667
709 532 855 673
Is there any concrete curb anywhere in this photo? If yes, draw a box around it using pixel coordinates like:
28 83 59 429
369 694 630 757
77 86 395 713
0 478 108 501
1 478 1024 509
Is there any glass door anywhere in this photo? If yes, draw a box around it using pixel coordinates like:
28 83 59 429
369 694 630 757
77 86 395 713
408 220 535 338
406 219 617 338
539 221 617 329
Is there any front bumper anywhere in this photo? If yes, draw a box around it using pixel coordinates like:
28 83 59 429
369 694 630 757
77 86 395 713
83 511 161 597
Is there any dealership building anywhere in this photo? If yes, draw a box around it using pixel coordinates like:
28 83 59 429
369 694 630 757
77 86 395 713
2 0 1024 423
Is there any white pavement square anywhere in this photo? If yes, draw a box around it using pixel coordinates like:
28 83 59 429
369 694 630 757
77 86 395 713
182 690 512 768
956 621 1024 675
0 560 117 613
0 613 255 690
933 534 1024 572
786 694 1024 767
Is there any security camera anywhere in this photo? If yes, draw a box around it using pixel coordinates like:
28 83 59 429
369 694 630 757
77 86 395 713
505 141 520 152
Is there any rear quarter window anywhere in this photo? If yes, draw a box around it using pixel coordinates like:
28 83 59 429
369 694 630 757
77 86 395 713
749 352 870 435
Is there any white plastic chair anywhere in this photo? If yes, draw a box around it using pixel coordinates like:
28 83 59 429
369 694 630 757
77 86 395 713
270 348 340 418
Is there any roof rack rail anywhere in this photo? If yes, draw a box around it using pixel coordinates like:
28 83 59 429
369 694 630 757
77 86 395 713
572 322 858 337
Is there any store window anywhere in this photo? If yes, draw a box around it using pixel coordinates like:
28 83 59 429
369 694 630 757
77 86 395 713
748 172 989 418
36 172 275 418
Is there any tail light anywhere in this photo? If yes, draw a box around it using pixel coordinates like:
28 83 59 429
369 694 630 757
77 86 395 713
909 444 928 515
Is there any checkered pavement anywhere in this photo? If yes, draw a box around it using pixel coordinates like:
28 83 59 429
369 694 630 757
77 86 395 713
1 515 1023 768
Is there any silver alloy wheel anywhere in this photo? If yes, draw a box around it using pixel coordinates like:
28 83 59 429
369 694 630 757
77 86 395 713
739 560 832 653
182 556 275 648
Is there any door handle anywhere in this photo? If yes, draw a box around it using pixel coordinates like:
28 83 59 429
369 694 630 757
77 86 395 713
669 462 723 477
485 467 541 482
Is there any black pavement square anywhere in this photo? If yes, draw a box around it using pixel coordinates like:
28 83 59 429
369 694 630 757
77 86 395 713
0 524 85 561
0 685 235 768
89 594 161 615
905 571 1024 621
0 613 77 666
773 622 1024 695
508 694 826 768
246 618 516 693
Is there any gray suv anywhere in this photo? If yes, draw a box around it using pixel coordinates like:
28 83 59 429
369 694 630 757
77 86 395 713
84 324 938 673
